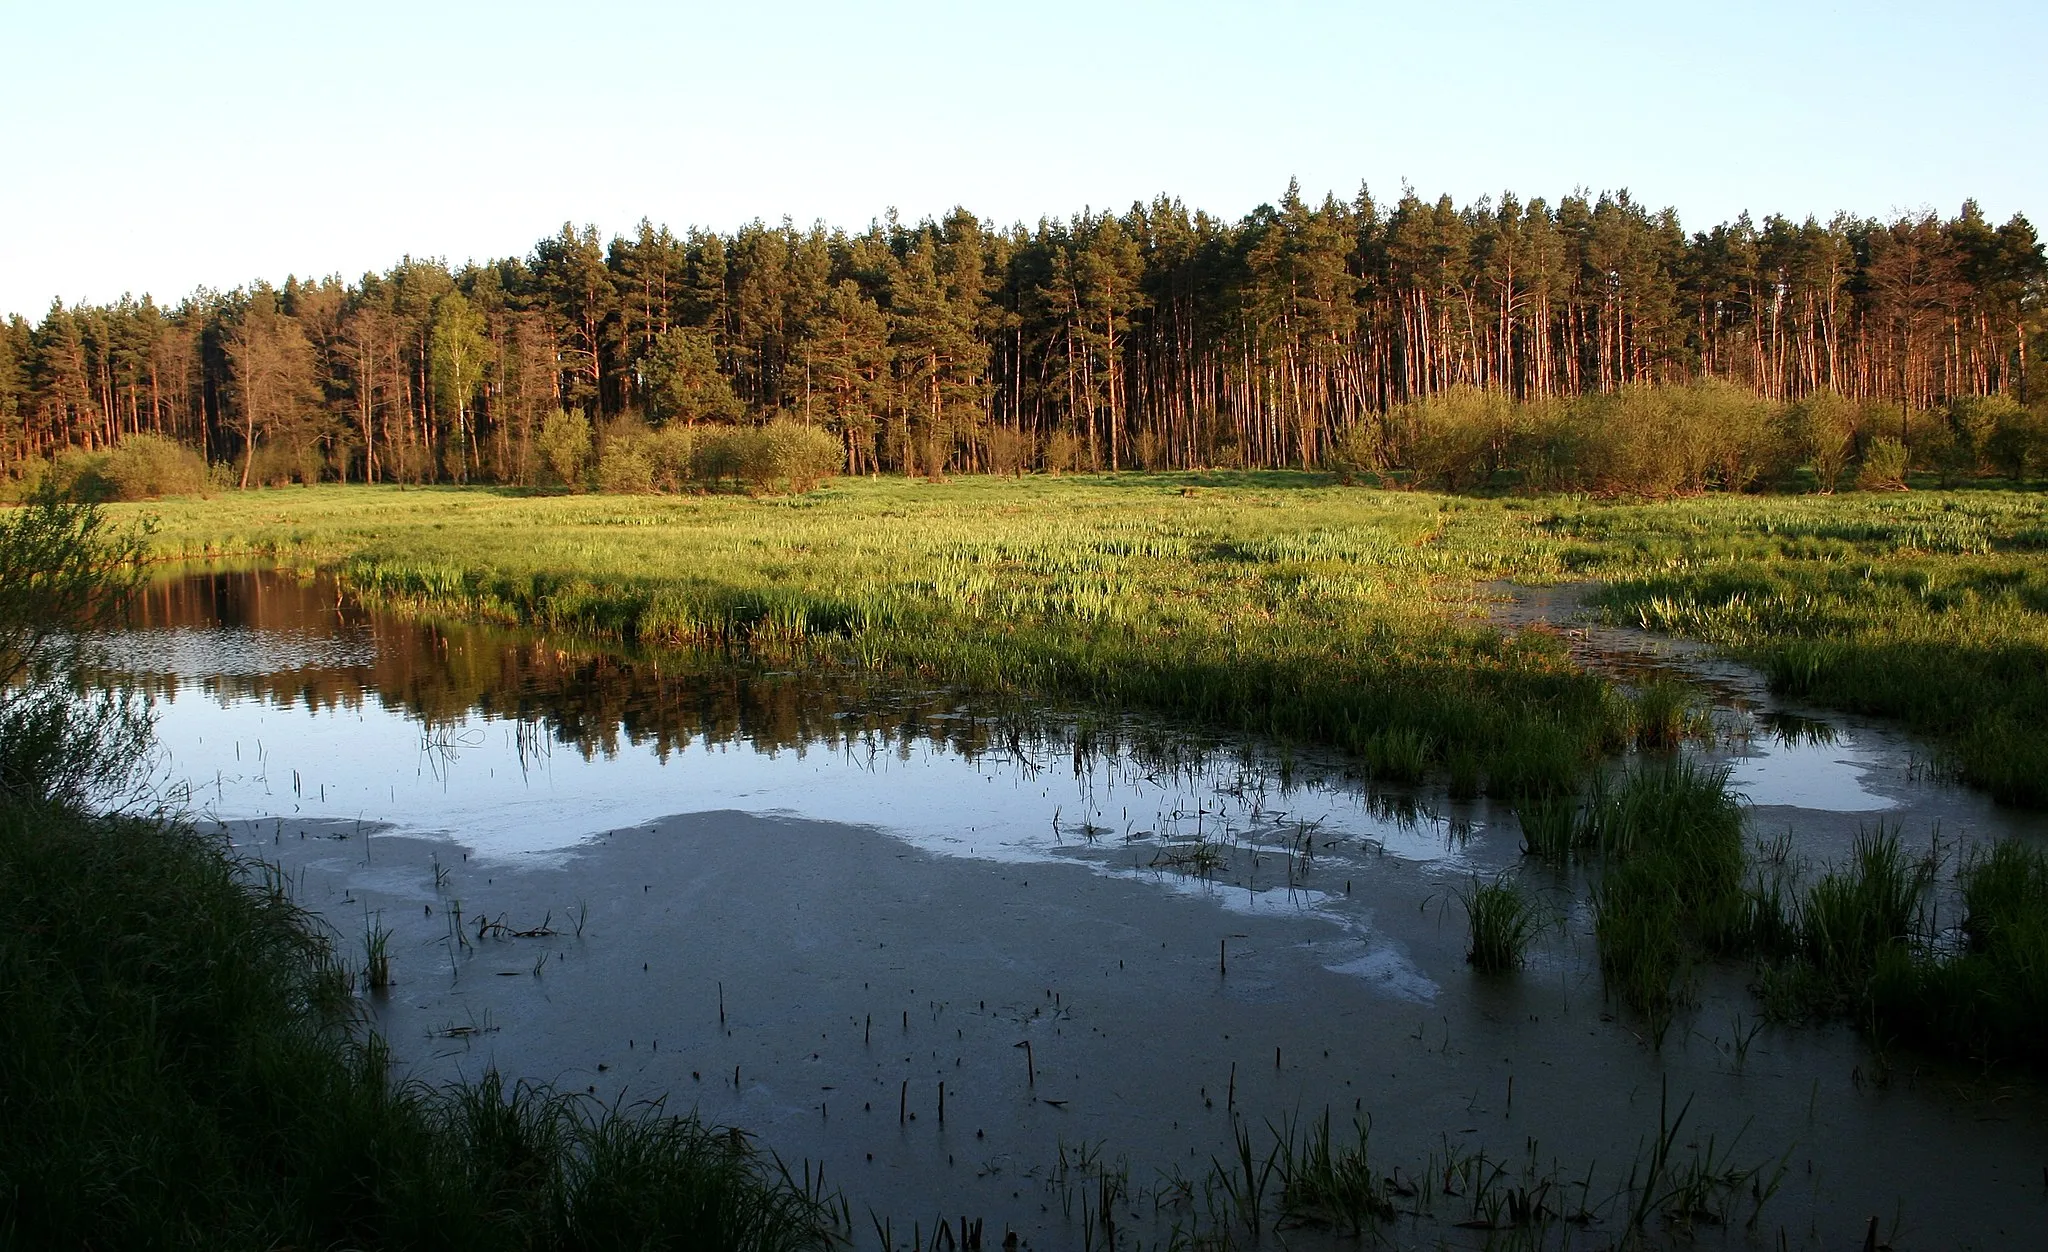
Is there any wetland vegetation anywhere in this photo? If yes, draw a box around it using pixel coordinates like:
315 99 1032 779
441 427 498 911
109 473 2048 1071
9 464 2048 1247
123 473 2048 809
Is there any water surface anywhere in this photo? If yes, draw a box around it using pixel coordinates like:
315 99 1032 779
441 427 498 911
112 571 2048 1249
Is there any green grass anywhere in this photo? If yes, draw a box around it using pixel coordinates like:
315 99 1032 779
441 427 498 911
1577 492 2048 803
116 476 2048 805
1458 873 1543 973
1751 831 2048 1069
1518 761 1749 1034
0 801 837 1251
1600 559 2048 803
126 476 1644 797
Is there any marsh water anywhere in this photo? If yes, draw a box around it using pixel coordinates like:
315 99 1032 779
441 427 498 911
109 570 2048 1249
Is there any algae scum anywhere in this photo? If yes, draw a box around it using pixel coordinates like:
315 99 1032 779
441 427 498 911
114 570 2048 1249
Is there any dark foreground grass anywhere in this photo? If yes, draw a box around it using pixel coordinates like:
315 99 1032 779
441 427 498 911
1521 764 2048 1071
0 801 836 1252
1758 830 2048 1070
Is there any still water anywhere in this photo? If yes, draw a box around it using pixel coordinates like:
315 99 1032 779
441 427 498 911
108 570 2048 1249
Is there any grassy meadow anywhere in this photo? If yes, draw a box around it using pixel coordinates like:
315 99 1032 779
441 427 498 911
124 472 2048 804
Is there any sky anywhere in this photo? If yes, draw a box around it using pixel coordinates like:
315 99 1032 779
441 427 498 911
3 0 2043 319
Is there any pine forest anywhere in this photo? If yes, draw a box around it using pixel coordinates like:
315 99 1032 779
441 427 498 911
5 182 2043 492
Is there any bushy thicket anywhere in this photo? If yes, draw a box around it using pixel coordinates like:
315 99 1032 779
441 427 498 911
7 432 217 502
587 417 844 495
1328 383 2048 496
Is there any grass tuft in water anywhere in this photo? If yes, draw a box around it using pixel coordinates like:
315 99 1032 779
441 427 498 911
1862 837 2048 1067
1514 794 1579 859
362 911 393 990
1577 762 1747 1033
1797 827 1930 988
1271 1111 1395 1235
1631 678 1710 750
1458 873 1543 973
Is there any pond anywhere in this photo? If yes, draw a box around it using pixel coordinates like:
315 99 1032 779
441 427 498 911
110 569 2048 1249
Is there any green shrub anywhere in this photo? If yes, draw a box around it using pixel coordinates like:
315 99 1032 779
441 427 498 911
1390 386 1514 490
1854 436 1909 492
688 422 841 494
1569 386 1714 496
1782 390 1859 493
753 420 843 492
1324 421 1382 484
595 439 655 494
101 433 210 499
588 424 703 495
984 425 1033 475
42 447 113 500
645 425 697 492
1692 379 1786 490
693 426 748 484
1946 394 2022 477
247 440 323 488
536 409 593 490
1987 401 2048 483
1042 428 1085 472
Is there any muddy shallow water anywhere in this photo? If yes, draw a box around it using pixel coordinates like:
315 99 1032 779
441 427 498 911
112 571 2048 1249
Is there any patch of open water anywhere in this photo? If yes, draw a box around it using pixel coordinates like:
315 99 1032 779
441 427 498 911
103 571 2048 1249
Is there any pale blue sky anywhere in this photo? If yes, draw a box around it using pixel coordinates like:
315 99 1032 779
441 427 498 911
3 0 2041 317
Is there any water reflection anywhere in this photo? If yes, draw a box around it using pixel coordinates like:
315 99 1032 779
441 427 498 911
112 572 1476 918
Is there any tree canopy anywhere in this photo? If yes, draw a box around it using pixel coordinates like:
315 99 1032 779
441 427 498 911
2 186 2040 484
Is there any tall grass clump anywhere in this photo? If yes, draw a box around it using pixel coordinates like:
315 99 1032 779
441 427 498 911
1514 794 1578 858
1796 828 1929 989
1520 761 1747 1032
1458 874 1543 973
1743 827 2048 1070
1858 838 2048 1068
1271 1112 1395 1235
1630 678 1709 750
